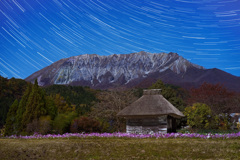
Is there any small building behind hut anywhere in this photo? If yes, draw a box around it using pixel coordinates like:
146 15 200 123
117 89 184 134
230 113 240 129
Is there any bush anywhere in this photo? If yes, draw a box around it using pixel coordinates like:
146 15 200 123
26 119 39 134
52 112 77 134
39 116 52 135
215 114 232 130
26 116 52 135
70 117 101 133
0 125 5 137
184 103 213 130
98 119 113 133
184 103 234 131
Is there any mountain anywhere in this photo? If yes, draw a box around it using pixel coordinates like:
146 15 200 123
25 51 240 91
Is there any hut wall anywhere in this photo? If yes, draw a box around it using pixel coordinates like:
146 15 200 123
126 116 167 134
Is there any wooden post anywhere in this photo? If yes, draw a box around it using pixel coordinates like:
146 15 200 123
167 115 172 133
172 118 177 133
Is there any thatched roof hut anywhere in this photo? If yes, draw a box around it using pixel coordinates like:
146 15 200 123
117 89 184 134
117 89 184 118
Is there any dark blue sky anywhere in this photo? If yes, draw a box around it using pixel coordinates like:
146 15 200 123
0 0 240 78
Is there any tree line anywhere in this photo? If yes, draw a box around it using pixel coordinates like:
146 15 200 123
0 76 28 129
1 75 240 136
2 78 99 136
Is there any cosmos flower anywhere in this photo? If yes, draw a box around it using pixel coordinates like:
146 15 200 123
5 132 240 139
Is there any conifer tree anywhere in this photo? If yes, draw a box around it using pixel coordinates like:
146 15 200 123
149 80 185 111
149 80 187 128
45 96 57 119
21 79 47 131
53 94 74 113
16 83 32 132
5 79 59 135
4 99 19 136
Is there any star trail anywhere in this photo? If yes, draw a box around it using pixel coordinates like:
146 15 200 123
0 0 240 78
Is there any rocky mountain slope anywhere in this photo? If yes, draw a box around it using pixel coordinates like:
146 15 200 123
25 51 240 91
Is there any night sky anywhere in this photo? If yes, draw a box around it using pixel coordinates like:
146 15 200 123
0 0 240 79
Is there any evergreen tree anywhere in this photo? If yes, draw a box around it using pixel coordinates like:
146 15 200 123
53 94 68 113
5 79 59 135
4 100 19 136
21 79 47 131
16 83 32 132
149 80 185 111
149 80 165 91
0 76 28 129
149 80 187 128
45 96 57 119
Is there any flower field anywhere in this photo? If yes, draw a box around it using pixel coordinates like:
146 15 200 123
5 132 240 139
1 133 240 159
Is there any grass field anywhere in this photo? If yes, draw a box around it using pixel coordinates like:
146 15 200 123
0 137 240 159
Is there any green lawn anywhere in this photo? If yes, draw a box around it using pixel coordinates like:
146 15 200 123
0 138 240 159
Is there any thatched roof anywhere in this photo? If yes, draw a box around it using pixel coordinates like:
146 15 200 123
117 89 184 118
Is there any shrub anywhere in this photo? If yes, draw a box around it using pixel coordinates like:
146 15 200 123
0 125 5 137
70 117 101 133
98 119 113 133
184 103 234 131
26 119 39 134
215 114 232 130
184 103 213 130
25 116 52 135
52 112 77 134
39 116 52 135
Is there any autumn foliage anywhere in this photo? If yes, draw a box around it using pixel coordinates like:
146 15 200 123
70 117 101 133
187 82 237 114
184 83 240 131
2 76 240 135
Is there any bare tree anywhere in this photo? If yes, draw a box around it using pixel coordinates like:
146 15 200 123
89 90 138 132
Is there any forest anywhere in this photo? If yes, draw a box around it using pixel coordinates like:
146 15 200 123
0 75 240 136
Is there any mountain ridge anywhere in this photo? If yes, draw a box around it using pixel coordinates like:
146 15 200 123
25 51 240 91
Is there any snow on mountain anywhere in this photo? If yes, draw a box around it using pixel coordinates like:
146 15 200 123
25 51 203 87
25 51 240 91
